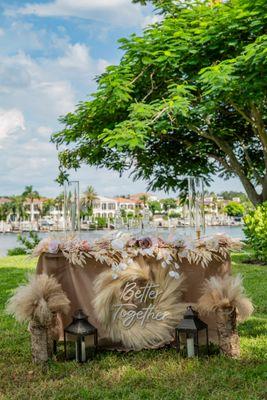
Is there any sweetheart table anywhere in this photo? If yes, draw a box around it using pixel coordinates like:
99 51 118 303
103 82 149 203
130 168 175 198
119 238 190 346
35 234 237 350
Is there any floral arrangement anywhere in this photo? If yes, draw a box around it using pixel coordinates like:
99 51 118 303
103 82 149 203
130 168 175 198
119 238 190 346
32 233 242 271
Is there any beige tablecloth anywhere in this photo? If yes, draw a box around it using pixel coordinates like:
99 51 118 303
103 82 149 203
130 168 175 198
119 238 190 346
36 252 231 348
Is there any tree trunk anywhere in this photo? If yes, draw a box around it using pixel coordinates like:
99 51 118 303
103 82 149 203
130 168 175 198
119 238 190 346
28 314 59 363
216 307 240 358
29 320 53 363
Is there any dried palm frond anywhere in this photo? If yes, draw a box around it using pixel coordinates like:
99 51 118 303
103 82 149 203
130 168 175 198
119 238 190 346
6 274 70 326
93 261 187 350
198 274 253 322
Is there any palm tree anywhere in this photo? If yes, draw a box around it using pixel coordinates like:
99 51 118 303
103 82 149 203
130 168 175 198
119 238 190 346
54 193 64 211
22 186 40 222
0 202 10 222
139 193 149 207
81 186 98 217
41 198 55 217
13 196 27 221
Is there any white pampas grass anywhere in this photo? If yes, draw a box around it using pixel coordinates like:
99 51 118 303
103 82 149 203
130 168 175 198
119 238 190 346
198 274 253 322
93 261 187 350
6 274 70 326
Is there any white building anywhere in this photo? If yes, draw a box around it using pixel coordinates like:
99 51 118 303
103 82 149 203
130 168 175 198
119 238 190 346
91 196 139 218
92 196 117 218
114 197 138 211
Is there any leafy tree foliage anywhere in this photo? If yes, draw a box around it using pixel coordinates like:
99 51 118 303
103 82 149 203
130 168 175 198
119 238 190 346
41 199 55 217
52 0 267 205
139 193 149 206
81 185 98 217
160 198 177 212
22 186 40 201
244 202 267 262
0 202 10 221
148 200 162 215
224 201 245 217
219 191 248 202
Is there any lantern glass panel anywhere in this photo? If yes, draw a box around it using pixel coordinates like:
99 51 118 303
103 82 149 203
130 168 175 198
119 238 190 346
64 309 98 363
64 181 80 233
175 306 209 357
188 177 205 238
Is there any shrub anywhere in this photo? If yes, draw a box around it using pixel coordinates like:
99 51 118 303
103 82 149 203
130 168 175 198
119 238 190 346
224 201 245 217
8 231 40 256
7 247 27 256
169 211 181 218
95 217 107 229
17 231 40 251
243 202 267 262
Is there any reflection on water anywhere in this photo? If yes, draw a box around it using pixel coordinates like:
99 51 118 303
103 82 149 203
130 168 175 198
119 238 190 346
0 226 244 257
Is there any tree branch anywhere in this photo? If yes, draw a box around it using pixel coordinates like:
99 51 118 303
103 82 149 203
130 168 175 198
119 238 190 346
188 124 262 205
239 140 264 185
130 65 150 85
230 102 254 125
142 72 155 102
251 103 267 150
208 154 232 172
231 101 267 170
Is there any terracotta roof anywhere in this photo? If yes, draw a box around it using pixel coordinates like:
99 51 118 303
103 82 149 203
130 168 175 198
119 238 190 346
0 197 11 204
114 197 138 204
24 197 48 204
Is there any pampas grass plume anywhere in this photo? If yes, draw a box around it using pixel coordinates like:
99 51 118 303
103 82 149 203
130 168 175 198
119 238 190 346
198 274 253 321
6 274 70 325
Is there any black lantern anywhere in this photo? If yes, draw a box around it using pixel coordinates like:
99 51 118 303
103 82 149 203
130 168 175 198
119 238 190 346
64 309 98 363
175 306 209 357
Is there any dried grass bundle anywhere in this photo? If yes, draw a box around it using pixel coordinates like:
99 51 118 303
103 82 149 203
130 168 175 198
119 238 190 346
6 274 70 326
198 274 253 321
93 261 187 350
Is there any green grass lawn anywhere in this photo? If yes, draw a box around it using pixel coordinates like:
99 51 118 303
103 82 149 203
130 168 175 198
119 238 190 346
0 252 266 400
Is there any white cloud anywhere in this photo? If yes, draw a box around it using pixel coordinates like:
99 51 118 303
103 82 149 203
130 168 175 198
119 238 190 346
57 43 91 70
37 126 53 138
0 41 109 120
0 28 4 37
7 0 146 27
0 3 161 196
141 14 163 28
37 80 76 115
0 108 25 140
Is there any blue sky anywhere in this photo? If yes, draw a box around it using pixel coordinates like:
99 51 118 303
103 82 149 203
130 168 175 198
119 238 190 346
0 0 243 198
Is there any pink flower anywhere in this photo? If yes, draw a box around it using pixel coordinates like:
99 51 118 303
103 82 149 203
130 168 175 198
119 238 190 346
137 237 153 249
48 240 59 254
127 238 138 247
157 237 168 248
80 240 91 252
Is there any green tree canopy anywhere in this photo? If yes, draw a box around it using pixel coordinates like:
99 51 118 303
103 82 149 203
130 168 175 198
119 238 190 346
160 198 177 212
224 201 245 217
52 0 267 206
81 185 98 216
139 193 149 206
22 186 40 202
148 200 162 215
219 191 248 202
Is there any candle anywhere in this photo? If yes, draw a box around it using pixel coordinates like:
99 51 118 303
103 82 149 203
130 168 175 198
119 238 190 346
186 337 195 358
75 337 86 362
195 201 200 230
195 200 201 239
75 341 78 362
81 338 86 362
